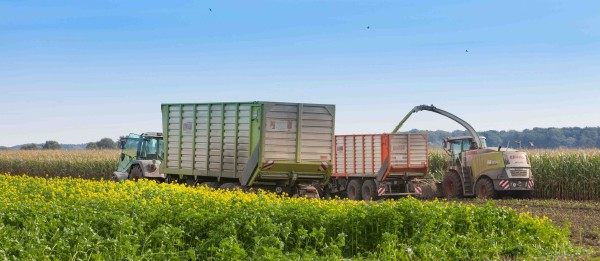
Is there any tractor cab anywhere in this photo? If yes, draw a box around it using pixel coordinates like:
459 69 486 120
113 132 165 181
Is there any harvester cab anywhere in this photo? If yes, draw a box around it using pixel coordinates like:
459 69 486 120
443 136 487 163
394 105 534 199
112 132 165 181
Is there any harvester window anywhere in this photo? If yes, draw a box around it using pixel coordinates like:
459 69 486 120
462 140 472 151
451 141 461 162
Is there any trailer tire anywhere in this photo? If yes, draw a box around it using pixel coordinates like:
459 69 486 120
416 183 436 199
185 177 197 186
220 183 241 191
199 182 221 188
443 171 463 198
361 180 379 201
475 178 497 199
347 179 363 201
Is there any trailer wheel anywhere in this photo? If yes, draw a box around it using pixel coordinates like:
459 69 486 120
361 180 379 201
416 183 436 200
128 165 143 181
442 171 463 198
199 182 221 189
185 177 197 186
347 179 363 201
220 183 241 191
475 178 497 199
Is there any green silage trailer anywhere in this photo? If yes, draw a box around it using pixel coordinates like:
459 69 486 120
160 101 335 197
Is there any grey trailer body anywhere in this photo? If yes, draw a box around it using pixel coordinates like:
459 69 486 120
161 102 335 193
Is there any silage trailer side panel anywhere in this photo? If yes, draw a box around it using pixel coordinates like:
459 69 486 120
333 133 428 180
160 102 335 186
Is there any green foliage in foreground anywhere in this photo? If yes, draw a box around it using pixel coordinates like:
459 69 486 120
0 175 581 260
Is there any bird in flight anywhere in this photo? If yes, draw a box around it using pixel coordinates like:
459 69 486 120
465 49 469 52
209 8 212 12
367 26 370 29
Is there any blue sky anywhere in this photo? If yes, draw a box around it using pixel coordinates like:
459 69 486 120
1 0 599 146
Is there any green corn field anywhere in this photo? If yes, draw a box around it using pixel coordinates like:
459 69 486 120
0 149 599 200
0 150 118 180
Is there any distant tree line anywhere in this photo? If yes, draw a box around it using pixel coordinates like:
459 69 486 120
19 141 62 150
5 138 118 150
86 138 117 150
407 127 600 149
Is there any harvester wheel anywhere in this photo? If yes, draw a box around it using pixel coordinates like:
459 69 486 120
128 165 143 181
347 179 364 201
361 180 379 201
475 178 497 199
442 171 463 198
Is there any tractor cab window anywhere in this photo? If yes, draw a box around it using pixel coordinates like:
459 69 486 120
142 138 162 160
123 135 140 158
117 134 141 172
158 140 164 160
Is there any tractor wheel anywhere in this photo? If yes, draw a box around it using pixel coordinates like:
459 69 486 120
442 171 463 198
475 178 497 199
346 179 364 201
128 165 143 181
361 180 379 202
199 182 221 188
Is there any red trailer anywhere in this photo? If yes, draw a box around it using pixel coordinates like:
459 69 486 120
328 133 429 200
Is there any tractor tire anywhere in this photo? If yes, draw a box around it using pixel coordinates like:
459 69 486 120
442 171 463 198
346 179 364 201
128 165 143 181
361 180 379 202
199 182 221 188
475 178 497 199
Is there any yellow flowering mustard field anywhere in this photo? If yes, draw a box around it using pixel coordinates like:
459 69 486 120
1 149 600 200
0 174 581 260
